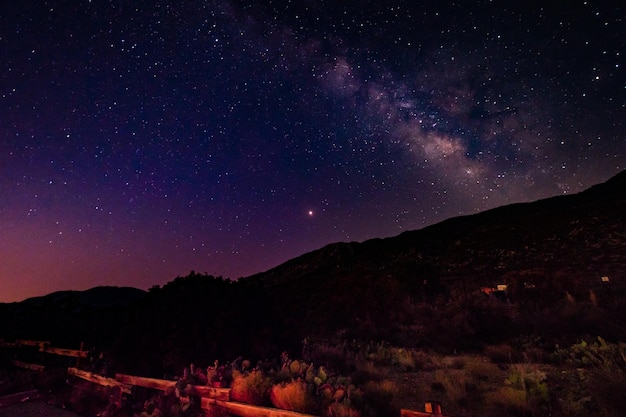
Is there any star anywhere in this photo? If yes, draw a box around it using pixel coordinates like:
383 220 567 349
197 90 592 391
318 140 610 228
0 0 623 302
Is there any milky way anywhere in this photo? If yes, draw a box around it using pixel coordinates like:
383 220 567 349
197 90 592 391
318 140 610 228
1 0 624 301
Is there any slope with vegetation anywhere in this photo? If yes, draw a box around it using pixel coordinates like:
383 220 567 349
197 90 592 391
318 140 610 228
1 171 625 416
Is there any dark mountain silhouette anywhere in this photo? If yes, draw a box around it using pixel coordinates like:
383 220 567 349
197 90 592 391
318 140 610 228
244 170 625 292
0 287 146 347
1 171 624 374
16 286 147 310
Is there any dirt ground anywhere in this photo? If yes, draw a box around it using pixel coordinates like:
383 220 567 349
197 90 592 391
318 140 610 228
0 401 81 417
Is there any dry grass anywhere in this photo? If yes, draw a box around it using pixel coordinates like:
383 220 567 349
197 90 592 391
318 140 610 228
484 386 526 412
464 356 502 384
269 380 315 413
230 369 273 406
326 401 361 417
483 344 516 364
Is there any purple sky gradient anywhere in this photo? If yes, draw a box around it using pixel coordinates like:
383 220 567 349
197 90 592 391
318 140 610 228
1 0 624 302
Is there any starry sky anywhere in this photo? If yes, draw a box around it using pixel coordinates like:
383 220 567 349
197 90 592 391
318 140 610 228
1 0 624 302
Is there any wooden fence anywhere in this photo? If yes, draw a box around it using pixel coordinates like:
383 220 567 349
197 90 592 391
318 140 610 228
1 339 87 371
69 368 452 417
68 367 311 417
0 339 88 358
2 339 452 417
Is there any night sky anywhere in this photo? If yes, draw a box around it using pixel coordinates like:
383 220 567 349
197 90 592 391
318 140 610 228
1 1 624 302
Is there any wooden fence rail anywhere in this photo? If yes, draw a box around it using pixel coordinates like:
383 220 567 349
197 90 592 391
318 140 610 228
67 368 132 394
42 346 88 358
70 369 321 417
113 373 176 391
0 340 50 349
11 360 45 372
1 339 87 358
68 368 450 417
14 340 50 348
201 397 318 417
113 373 231 401
3 340 450 417
402 408 447 417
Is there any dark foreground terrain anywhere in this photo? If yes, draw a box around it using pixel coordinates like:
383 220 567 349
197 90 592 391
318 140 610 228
0 401 81 417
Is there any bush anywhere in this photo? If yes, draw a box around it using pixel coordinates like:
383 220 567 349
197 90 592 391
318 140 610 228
433 369 470 407
303 338 358 373
411 350 436 371
483 363 549 416
230 369 273 406
592 368 626 416
485 387 527 416
484 344 516 364
68 382 110 416
270 380 315 413
351 360 385 385
358 380 398 417
394 349 416 371
554 337 626 370
327 400 362 417
464 357 502 384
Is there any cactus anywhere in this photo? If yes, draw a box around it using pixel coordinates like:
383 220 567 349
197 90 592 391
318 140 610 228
305 365 316 383
555 337 626 370
318 367 328 383
289 360 302 375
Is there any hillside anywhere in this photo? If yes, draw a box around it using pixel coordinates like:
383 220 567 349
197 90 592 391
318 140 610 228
1 171 624 371
244 170 626 292
0 287 146 347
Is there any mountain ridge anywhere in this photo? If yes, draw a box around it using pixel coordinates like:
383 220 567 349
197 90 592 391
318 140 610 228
243 170 626 289
1 171 624 372
4 170 623 306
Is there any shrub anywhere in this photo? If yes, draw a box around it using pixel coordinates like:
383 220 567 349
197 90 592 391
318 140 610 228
432 355 465 370
484 344 517 364
351 360 385 385
327 401 362 417
484 363 549 416
303 338 358 373
230 369 273 406
411 350 436 371
554 337 626 370
270 380 315 413
68 382 110 416
592 368 626 416
394 348 416 371
464 357 502 384
485 387 526 415
433 369 470 407
359 379 398 417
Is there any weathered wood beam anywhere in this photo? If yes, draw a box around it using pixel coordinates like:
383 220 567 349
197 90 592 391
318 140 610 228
68 368 132 393
114 373 177 391
15 339 50 348
188 385 231 401
401 408 449 417
113 373 231 399
201 398 319 417
43 346 88 358
11 360 45 372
